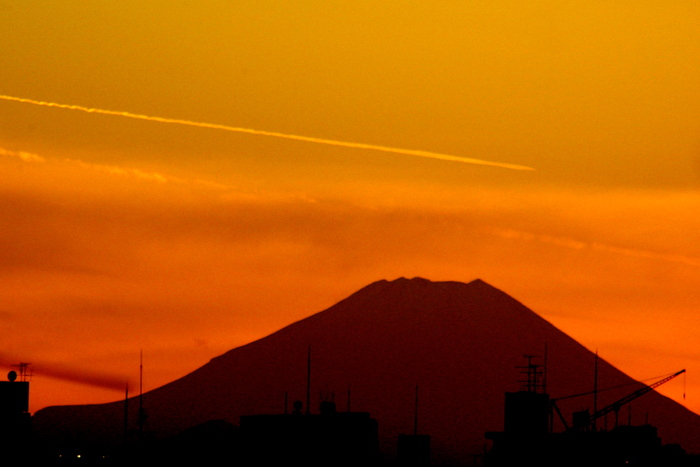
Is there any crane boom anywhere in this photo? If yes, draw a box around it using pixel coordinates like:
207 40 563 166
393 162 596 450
589 369 685 424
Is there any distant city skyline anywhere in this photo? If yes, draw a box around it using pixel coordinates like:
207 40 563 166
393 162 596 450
33 277 700 463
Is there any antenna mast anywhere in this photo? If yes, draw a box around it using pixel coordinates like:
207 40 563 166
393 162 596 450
13 362 32 382
306 346 311 415
517 355 545 393
593 351 599 431
138 350 145 439
414 385 419 435
124 383 129 444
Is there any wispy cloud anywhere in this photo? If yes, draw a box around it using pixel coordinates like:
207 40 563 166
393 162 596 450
65 159 170 183
488 227 700 267
0 95 535 171
2 145 237 191
0 147 45 163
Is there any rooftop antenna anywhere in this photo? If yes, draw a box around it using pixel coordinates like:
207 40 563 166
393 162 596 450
138 350 145 439
593 350 599 432
124 383 129 444
306 346 311 415
543 343 548 395
517 355 544 393
414 384 420 435
13 362 32 382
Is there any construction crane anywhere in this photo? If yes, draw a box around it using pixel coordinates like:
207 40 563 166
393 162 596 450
586 369 685 430
550 369 686 432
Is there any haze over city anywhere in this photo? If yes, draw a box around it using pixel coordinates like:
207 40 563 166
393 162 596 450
1 0 698 416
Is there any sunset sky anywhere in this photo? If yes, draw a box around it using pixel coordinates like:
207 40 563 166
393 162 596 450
1 1 699 415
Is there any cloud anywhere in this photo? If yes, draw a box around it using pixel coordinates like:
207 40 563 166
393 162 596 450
487 227 700 267
1 146 698 414
2 145 238 191
66 159 170 184
0 147 45 163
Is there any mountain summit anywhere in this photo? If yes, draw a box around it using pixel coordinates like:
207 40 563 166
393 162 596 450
33 278 700 463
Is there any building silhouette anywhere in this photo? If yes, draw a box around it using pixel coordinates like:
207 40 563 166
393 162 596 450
0 369 32 460
239 400 380 466
485 360 696 467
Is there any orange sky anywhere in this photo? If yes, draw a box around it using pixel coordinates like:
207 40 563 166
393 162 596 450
1 1 699 415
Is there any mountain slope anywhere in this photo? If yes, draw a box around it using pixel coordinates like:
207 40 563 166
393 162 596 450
33 278 700 463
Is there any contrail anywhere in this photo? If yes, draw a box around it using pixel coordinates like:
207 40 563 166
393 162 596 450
0 95 534 171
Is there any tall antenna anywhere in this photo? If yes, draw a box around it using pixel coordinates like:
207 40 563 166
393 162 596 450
593 350 599 432
124 383 129 444
140 349 143 406
543 343 549 395
414 385 420 436
138 350 145 439
306 346 311 415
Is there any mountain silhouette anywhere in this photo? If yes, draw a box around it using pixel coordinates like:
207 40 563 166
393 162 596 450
33 277 700 464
